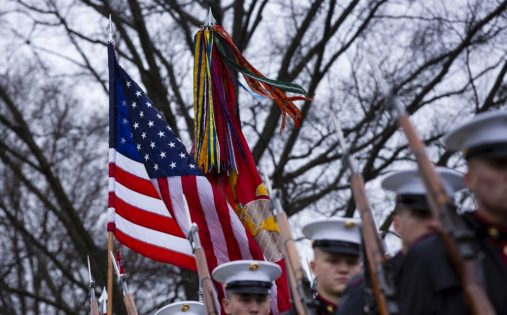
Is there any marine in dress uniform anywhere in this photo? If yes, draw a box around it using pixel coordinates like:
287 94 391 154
212 260 281 315
375 110 507 315
302 218 362 315
444 110 507 314
382 168 466 315
154 301 205 315
336 167 465 315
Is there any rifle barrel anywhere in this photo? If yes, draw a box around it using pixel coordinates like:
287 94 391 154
332 113 398 315
261 169 314 315
123 293 139 315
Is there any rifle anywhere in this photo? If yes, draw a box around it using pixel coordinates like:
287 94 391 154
262 170 317 315
187 223 219 315
377 72 496 315
109 251 139 315
331 114 398 315
87 255 99 315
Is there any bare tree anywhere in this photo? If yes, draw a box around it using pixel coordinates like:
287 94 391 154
0 0 506 313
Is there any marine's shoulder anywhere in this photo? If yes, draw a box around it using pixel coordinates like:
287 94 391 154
406 232 446 260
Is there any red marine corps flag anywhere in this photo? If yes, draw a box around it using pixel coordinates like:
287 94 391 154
107 42 285 313
192 13 311 313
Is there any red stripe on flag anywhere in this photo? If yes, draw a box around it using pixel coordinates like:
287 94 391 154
209 182 243 261
114 229 196 271
157 177 176 218
180 176 219 270
110 163 159 198
110 193 185 237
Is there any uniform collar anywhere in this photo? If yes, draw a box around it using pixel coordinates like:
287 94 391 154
473 211 507 239
409 231 437 247
316 292 338 313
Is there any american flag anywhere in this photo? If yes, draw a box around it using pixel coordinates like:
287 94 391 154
107 44 285 313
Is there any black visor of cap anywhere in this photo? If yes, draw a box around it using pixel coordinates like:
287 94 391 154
465 142 507 160
396 194 429 212
225 280 272 295
312 239 360 256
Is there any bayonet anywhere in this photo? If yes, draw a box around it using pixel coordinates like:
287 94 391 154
87 255 96 294
366 56 406 118
98 287 108 315
330 113 356 173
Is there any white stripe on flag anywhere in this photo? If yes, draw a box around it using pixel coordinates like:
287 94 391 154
108 148 116 163
114 214 193 256
111 149 150 179
227 203 254 260
107 207 115 224
112 179 170 217
168 177 191 236
196 176 230 265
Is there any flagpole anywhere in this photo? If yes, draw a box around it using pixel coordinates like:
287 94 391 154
107 14 114 315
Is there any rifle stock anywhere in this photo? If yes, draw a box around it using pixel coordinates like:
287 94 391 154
189 224 219 315
331 114 398 315
109 251 140 315
123 294 138 315
388 90 496 315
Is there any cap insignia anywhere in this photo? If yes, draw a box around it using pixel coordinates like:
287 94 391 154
249 262 260 271
344 220 356 229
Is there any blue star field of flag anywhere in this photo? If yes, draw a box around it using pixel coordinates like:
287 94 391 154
112 61 202 178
